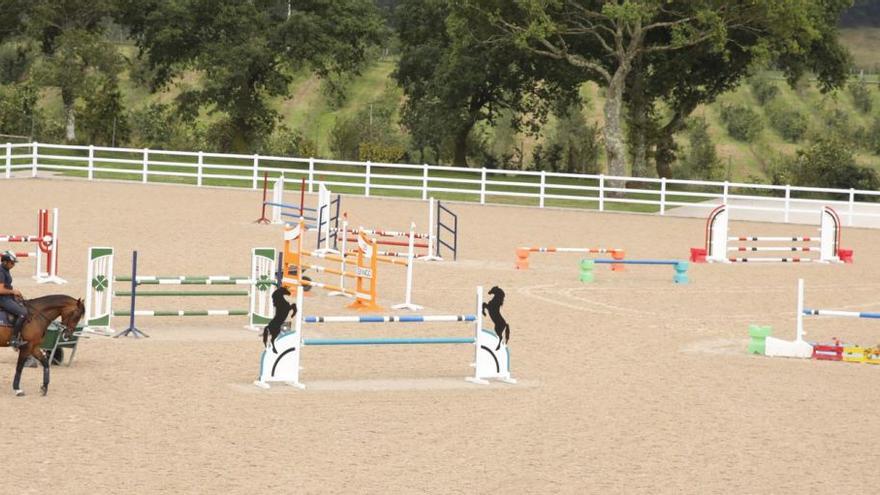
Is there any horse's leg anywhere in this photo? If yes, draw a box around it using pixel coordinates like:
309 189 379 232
32 348 50 396
504 323 510 345
12 346 30 396
495 323 503 351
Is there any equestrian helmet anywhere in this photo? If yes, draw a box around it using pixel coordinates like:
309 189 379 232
1 251 18 263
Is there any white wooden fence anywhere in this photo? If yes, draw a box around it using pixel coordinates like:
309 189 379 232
4 141 880 227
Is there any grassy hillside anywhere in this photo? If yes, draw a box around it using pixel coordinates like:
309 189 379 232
27 32 880 182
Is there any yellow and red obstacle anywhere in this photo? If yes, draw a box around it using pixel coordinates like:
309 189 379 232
748 279 880 365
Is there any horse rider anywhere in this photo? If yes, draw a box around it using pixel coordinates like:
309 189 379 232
0 251 28 349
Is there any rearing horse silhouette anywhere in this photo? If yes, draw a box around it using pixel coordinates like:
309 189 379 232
0 295 85 397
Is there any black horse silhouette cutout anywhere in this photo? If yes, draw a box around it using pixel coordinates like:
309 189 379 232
262 286 296 353
482 286 509 351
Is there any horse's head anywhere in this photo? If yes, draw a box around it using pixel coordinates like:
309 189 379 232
59 298 85 339
488 286 505 303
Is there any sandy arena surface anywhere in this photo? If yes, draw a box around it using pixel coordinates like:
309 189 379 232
0 178 879 494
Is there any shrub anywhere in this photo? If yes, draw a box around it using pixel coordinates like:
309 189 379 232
544 102 601 174
770 137 880 195
865 116 880 155
677 116 724 180
0 82 43 138
720 104 763 142
765 102 808 142
849 79 873 114
264 126 317 157
0 43 32 85
79 78 130 146
749 78 780 106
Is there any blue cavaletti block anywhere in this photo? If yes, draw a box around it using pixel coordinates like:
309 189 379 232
673 261 689 284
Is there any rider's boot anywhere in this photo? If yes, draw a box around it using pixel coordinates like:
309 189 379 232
8 318 25 349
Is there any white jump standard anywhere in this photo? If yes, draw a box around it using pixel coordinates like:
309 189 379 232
691 204 853 263
254 285 515 389
83 247 277 336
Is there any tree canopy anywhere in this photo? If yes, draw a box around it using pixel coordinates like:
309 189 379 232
457 0 852 178
118 0 385 152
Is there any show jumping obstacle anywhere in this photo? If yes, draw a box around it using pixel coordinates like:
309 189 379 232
281 218 382 312
256 174 341 245
748 278 880 364
515 246 625 270
0 208 64 284
317 198 458 261
254 285 515 389
579 259 689 284
83 247 277 336
323 215 421 310
691 204 853 263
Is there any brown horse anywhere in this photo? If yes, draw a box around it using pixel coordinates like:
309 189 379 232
0 295 85 397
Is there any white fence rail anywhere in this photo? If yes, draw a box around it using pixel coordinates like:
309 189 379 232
4 141 880 227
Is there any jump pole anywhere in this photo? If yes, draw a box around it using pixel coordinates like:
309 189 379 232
254 285 515 389
329 215 421 310
254 172 271 224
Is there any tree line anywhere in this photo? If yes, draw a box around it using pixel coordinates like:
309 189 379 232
0 0 864 184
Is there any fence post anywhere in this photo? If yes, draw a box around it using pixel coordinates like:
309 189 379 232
252 154 259 189
722 181 729 204
365 161 371 197
308 157 315 193
142 149 148 183
422 163 429 201
784 184 790 223
848 188 855 227
197 151 204 187
659 177 667 215
539 170 546 208
31 142 38 177
5 143 10 179
598 175 605 212
480 167 486 205
88 144 95 180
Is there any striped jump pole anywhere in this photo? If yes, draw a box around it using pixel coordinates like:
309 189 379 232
317 197 456 261
328 216 421 310
83 247 277 336
254 285 515 389
1 208 65 284
516 246 625 270
282 218 381 311
262 174 340 241
579 259 689 284
690 204 853 264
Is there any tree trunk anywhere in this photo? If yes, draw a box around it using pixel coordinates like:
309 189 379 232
62 88 76 143
452 125 471 167
602 72 628 193
627 57 649 178
654 132 675 179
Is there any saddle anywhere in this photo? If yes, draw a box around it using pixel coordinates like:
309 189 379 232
0 309 19 328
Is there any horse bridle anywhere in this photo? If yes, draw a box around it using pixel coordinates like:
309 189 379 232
24 301 79 337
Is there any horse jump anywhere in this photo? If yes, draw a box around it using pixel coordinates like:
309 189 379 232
321 215 421 310
83 247 277 336
317 198 458 261
515 246 625 270
254 285 515 389
690 204 853 263
579 259 689 284
750 278 880 362
256 174 341 244
281 218 382 312
0 208 64 284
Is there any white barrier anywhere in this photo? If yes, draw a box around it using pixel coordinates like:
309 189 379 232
254 285 515 389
